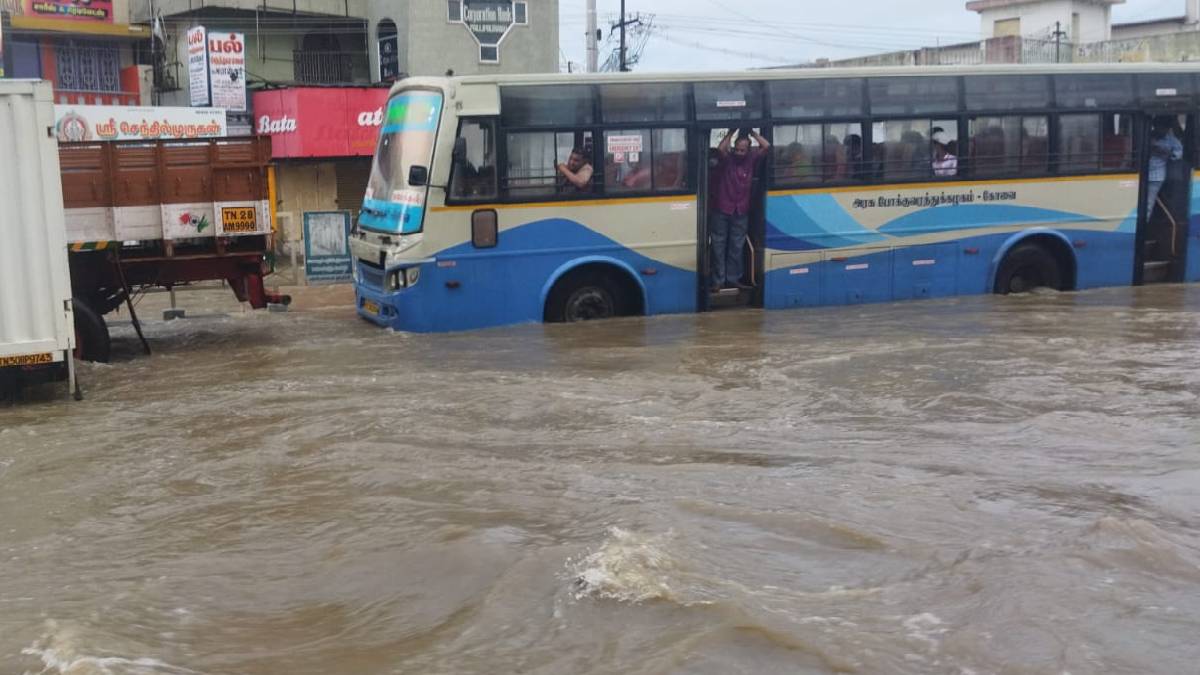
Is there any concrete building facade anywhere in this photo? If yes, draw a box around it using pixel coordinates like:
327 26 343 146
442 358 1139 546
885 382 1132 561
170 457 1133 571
968 0 1122 43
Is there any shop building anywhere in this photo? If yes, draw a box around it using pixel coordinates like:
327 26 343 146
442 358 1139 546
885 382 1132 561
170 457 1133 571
134 0 559 242
1 0 153 104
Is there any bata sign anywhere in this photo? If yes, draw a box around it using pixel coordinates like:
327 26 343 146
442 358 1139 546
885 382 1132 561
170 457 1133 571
54 105 227 142
251 88 391 158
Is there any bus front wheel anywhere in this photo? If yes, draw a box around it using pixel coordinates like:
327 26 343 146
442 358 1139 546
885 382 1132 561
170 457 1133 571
545 270 620 323
994 243 1063 295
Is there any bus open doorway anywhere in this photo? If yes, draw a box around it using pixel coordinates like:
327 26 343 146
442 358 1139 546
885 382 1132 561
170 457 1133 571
1137 112 1195 284
696 126 769 311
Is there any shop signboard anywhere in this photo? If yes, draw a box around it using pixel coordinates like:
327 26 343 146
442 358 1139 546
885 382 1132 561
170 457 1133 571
22 0 112 22
187 26 209 107
455 0 528 63
378 21 399 82
53 104 227 142
251 87 391 158
208 32 246 112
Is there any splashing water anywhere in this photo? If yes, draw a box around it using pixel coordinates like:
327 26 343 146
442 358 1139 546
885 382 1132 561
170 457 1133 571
570 527 682 604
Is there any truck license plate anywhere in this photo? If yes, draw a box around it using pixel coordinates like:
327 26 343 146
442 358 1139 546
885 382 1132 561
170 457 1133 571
363 300 380 316
221 207 259 233
0 352 53 367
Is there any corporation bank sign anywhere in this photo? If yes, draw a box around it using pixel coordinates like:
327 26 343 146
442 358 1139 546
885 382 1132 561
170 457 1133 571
451 0 529 63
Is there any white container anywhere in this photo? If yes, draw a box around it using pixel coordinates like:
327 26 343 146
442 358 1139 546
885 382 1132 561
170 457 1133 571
0 81 76 397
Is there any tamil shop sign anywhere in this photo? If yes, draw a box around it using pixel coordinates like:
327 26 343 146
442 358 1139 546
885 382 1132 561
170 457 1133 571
251 88 390 158
54 105 227 142
23 0 113 22
208 32 246 112
187 27 247 112
452 0 529 63
187 26 209 106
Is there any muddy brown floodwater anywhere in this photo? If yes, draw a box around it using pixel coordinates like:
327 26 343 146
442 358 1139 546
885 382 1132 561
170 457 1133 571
2 284 1199 675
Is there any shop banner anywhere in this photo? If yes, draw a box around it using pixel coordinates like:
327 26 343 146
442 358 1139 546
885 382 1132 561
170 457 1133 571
187 26 209 107
54 105 227 142
23 0 113 23
208 32 246 112
251 87 390 158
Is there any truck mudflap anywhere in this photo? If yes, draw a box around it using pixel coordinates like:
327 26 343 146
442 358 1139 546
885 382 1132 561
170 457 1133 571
229 271 269 309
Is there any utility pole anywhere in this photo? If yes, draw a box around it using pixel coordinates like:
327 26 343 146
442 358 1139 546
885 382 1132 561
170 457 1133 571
1052 20 1067 63
620 0 627 72
586 0 598 72
612 0 641 72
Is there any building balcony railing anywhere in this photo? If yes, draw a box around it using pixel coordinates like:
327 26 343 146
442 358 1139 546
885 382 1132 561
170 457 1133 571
293 50 360 84
56 89 141 106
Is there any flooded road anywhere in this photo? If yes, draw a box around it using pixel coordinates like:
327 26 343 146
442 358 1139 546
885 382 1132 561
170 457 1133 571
3 285 1200 674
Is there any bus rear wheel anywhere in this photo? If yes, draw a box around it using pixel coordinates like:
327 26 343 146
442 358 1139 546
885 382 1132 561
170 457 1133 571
994 243 1063 295
546 270 620 323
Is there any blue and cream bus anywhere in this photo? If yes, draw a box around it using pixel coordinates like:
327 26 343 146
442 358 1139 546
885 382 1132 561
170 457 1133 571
349 64 1200 332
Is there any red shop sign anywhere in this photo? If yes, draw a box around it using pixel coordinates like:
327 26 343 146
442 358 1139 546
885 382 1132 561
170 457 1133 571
251 87 391 158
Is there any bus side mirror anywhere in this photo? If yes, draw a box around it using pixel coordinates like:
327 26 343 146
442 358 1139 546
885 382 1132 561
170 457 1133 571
471 209 497 248
408 165 429 186
452 137 467 164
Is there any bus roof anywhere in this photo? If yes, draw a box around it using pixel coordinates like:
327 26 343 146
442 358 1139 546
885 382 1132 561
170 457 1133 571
427 62 1200 89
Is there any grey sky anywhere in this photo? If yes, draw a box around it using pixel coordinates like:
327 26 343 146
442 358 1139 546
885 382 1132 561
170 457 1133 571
558 0 1187 72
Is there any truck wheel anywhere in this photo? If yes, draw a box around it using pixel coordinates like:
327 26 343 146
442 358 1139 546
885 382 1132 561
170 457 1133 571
73 297 111 363
545 270 618 323
994 243 1063 295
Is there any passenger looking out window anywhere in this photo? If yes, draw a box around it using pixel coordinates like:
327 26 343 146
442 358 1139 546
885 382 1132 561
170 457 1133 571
932 128 958 177
557 147 594 192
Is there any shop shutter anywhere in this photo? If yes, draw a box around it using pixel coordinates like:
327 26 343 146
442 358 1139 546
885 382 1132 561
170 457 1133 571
335 159 372 218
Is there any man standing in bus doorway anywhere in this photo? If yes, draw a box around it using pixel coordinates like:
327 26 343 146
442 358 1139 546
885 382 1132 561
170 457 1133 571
712 128 770 292
1147 116 1183 217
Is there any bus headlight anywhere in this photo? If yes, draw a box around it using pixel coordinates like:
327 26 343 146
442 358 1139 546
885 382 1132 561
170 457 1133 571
386 266 421 290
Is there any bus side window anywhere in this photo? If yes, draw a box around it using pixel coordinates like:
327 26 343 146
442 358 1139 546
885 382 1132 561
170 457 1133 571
504 130 594 199
602 128 688 194
875 119 932 182
1101 113 1135 170
969 115 1049 178
1059 114 1100 173
450 119 498 201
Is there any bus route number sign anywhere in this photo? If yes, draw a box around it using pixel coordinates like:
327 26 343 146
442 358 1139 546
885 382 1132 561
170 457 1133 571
221 206 258 233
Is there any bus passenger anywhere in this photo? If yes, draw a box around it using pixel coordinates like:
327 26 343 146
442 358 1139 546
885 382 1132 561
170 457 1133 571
1147 116 1183 215
557 147 594 193
844 134 865 179
712 128 770 291
932 130 958 177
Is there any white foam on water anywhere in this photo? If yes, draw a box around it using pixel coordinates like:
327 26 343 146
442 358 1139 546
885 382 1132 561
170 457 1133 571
903 612 949 653
21 621 199 675
569 527 684 604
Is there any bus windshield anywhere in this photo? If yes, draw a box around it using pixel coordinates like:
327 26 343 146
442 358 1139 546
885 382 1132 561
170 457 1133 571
359 90 444 234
